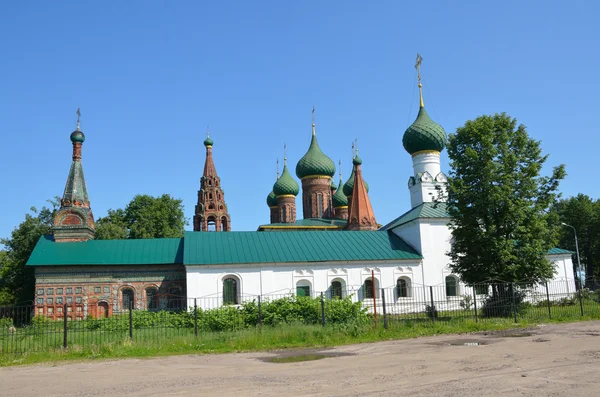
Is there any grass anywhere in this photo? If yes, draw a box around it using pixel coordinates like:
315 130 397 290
2 312 599 367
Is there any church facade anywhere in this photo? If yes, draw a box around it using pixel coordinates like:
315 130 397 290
26 62 575 319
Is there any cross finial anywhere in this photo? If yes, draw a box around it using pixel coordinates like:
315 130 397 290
339 159 342 180
415 53 424 108
206 125 210 138
351 141 355 159
276 158 280 180
76 108 81 130
283 143 287 164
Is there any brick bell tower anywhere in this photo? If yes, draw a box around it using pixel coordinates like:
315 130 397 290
193 132 231 231
53 109 95 242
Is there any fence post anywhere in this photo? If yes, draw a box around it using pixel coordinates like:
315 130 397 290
258 295 263 327
381 288 388 329
545 282 551 319
320 292 325 327
511 283 518 323
129 301 133 340
578 288 584 317
429 286 435 323
194 298 198 337
472 287 478 323
63 303 68 350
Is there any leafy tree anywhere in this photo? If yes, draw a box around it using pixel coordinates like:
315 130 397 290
445 113 566 286
552 194 600 286
0 202 57 305
95 194 186 240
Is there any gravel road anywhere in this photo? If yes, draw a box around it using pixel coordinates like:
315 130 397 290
1 321 599 397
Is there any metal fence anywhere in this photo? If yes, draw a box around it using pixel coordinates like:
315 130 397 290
1 280 599 355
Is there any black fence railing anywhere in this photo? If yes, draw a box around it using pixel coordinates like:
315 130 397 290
1 280 599 355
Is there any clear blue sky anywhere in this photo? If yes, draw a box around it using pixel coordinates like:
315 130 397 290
1 0 598 239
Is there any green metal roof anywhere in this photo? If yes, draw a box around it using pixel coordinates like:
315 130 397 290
27 235 183 266
258 218 348 230
295 126 336 179
402 106 446 155
184 230 421 265
273 162 299 197
380 202 450 230
548 247 575 255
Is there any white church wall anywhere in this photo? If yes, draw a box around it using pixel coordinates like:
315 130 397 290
185 260 422 309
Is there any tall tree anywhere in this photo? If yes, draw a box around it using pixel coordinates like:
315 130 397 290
95 194 186 240
445 113 566 285
0 202 57 305
552 194 600 286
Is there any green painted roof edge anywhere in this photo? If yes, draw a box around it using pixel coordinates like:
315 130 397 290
26 235 184 266
380 202 450 231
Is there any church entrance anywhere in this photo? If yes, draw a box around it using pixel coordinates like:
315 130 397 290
97 301 109 318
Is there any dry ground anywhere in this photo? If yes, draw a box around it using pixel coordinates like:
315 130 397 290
1 321 600 397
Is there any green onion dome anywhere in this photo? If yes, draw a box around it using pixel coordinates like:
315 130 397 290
295 126 336 179
266 191 278 207
330 178 337 191
342 164 369 197
332 178 348 208
70 129 85 143
273 162 300 197
402 107 446 155
204 136 214 147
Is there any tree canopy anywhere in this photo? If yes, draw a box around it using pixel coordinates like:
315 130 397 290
0 203 56 305
552 194 600 286
445 113 566 285
95 194 187 240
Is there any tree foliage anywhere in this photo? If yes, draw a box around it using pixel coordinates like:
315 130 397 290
551 194 600 286
0 202 57 305
95 194 186 240
445 113 566 285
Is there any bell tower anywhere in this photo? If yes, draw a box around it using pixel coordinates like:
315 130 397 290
53 109 95 242
193 132 231 231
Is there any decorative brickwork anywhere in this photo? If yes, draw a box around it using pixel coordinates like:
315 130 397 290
276 195 297 223
193 136 231 231
301 177 333 219
34 265 186 319
345 159 377 231
53 120 95 242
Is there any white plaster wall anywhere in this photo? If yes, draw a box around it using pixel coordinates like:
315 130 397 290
412 152 441 177
185 260 422 308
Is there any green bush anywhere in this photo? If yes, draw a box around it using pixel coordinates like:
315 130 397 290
481 286 529 318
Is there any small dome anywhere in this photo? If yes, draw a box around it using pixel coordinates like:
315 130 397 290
330 178 337 191
343 166 369 197
70 129 85 143
273 163 300 197
402 107 446 155
296 127 336 178
266 191 278 207
332 178 348 208
204 136 214 147
353 154 362 166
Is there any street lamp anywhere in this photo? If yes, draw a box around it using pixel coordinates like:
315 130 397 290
562 222 583 290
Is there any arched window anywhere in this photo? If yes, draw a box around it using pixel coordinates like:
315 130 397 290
223 277 239 305
397 277 411 298
445 276 458 297
280 207 287 223
207 217 216 231
168 287 182 310
330 280 343 299
363 277 379 299
221 217 228 231
122 288 134 310
317 194 323 218
296 280 312 297
146 288 158 310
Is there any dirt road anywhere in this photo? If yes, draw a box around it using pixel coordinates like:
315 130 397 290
1 321 599 397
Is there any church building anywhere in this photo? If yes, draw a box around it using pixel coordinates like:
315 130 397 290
26 59 575 319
